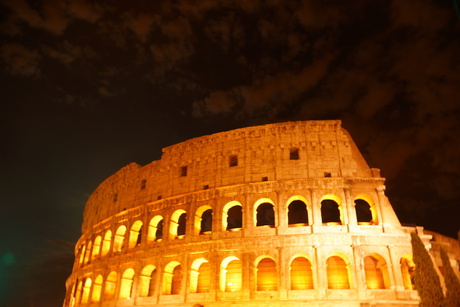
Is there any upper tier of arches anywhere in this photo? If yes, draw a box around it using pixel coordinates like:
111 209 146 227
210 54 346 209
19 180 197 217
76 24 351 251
82 121 384 231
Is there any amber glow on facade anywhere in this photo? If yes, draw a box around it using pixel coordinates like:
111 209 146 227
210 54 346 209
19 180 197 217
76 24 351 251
65 121 460 307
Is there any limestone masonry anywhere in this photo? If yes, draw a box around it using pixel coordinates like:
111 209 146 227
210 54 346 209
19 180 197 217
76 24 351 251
65 120 460 307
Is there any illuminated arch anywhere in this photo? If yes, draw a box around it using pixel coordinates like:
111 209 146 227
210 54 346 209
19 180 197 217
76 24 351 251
81 277 92 304
220 256 242 292
78 244 86 265
91 275 103 303
400 255 415 290
101 230 112 257
139 265 157 297
355 194 379 225
320 194 344 225
73 279 83 304
170 209 187 239
287 196 309 226
190 258 211 293
84 241 92 264
290 255 314 290
254 198 275 227
194 205 213 235
147 215 163 242
119 268 135 299
364 254 390 289
163 261 182 295
255 256 277 291
222 201 243 231
326 254 350 289
104 271 117 300
113 225 127 252
91 236 101 261
128 220 143 248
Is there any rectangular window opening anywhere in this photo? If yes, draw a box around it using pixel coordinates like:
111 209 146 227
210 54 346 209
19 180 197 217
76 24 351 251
290 148 299 160
113 193 118 202
141 179 147 190
229 155 238 167
203 185 209 190
262 176 268 181
324 172 332 177
180 166 188 177
157 195 162 200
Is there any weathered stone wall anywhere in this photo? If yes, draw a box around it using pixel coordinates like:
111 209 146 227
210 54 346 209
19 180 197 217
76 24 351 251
64 121 457 307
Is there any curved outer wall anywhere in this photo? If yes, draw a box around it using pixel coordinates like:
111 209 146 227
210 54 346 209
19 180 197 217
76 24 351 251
65 120 430 307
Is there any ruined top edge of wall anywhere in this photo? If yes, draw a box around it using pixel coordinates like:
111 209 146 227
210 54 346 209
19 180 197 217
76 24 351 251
161 120 343 159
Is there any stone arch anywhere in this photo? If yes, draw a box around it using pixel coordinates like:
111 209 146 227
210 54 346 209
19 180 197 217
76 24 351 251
400 255 415 290
147 215 163 242
326 254 351 289
194 205 213 235
113 225 127 252
163 261 182 295
355 194 379 225
254 198 275 227
128 220 143 248
170 209 187 239
91 275 103 303
139 265 157 297
91 236 101 261
255 256 277 291
222 201 243 231
364 253 390 289
190 258 211 293
84 241 92 264
101 230 112 257
290 255 314 290
287 196 309 226
81 277 92 304
119 268 135 299
78 244 86 265
220 256 242 292
320 194 344 225
104 271 118 300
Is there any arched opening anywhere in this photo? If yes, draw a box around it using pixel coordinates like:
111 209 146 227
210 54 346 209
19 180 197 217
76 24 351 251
104 271 117 300
91 236 101 261
223 202 243 231
194 206 213 235
256 203 275 227
190 258 211 293
401 256 416 290
200 209 213 234
321 199 342 225
139 265 157 297
221 257 242 292
256 258 277 291
364 254 390 289
84 241 92 264
119 268 135 299
170 210 187 239
290 256 313 290
91 275 103 303
113 225 127 252
78 245 86 265
355 199 373 225
288 200 308 226
81 277 92 304
128 220 143 248
101 230 112 256
74 279 83 304
163 262 182 295
148 216 163 242
326 256 350 289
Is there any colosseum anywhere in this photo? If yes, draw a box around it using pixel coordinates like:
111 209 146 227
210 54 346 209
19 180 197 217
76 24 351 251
64 120 460 307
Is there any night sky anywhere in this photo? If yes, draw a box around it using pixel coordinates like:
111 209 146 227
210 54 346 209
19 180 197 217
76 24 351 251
1 0 460 306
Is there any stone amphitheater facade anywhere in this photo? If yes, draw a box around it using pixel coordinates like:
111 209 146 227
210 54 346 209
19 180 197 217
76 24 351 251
64 120 459 307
